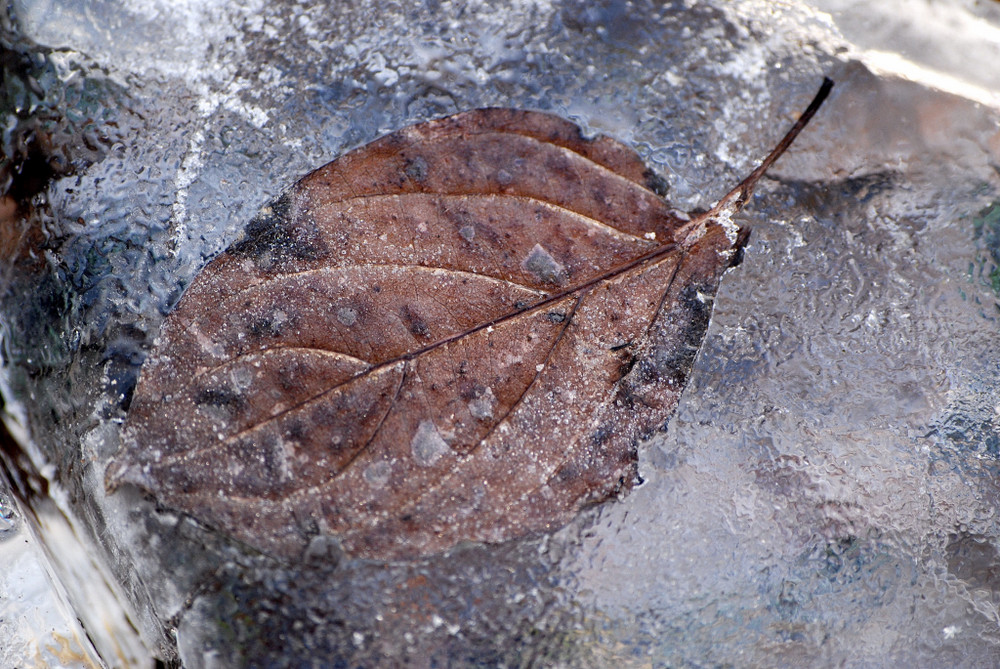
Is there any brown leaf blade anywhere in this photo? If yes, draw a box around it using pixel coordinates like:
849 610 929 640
108 81 831 561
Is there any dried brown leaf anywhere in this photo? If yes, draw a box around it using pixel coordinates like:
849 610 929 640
107 80 832 561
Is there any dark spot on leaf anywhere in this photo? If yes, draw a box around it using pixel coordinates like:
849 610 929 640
229 193 327 266
553 462 579 484
400 304 431 338
285 419 308 442
229 193 293 259
643 168 670 198
248 312 290 339
194 387 244 410
616 351 637 379
589 421 617 448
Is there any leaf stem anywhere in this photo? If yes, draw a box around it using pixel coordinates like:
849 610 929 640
715 77 834 215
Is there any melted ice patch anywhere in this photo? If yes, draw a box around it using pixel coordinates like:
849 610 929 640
362 460 392 488
468 387 497 420
336 307 358 326
410 420 451 467
522 244 567 285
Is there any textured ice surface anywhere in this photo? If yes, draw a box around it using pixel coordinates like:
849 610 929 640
0 475 145 668
2 0 1000 666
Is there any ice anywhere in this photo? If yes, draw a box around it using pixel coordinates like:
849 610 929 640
2 0 1000 665
0 473 147 668
807 0 1000 107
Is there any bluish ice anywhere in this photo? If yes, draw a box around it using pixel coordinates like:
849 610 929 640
2 0 999 666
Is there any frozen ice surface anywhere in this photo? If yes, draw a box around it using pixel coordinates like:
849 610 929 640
0 539 96 668
806 0 1000 107
1 0 1000 666
0 478 127 668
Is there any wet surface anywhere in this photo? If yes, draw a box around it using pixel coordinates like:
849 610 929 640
1 0 999 666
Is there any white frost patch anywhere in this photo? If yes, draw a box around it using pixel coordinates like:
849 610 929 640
370 52 399 87
195 83 271 129
713 41 769 83
663 69 685 88
411 420 451 467
169 126 205 251
714 204 740 245
22 0 266 91
430 613 462 635
713 129 737 167
508 0 552 12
